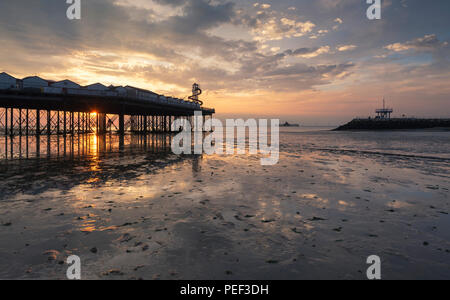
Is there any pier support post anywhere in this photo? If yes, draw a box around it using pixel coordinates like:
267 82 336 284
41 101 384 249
119 113 125 135
98 113 106 134
83 113 86 133
130 115 136 132
77 112 80 133
36 110 40 136
47 110 51 135
71 112 74 135
63 111 67 136
4 108 8 136
57 111 60 135
26 109 29 136
143 115 147 133
19 109 22 136
10 107 14 136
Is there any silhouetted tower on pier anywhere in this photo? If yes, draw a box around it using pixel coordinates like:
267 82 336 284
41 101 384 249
189 83 203 106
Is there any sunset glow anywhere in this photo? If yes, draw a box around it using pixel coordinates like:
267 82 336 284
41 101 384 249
0 0 448 125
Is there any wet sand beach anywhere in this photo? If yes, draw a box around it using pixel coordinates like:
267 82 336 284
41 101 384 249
0 129 449 280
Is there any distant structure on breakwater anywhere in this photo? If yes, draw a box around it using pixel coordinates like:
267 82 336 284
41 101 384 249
0 72 214 136
335 98 450 130
335 118 450 131
375 98 393 120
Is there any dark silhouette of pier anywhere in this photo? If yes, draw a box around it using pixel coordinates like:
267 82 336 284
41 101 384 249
0 89 215 136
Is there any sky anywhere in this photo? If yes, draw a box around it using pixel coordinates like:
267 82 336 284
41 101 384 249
0 0 449 125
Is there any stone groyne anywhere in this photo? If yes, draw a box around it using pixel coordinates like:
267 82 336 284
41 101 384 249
334 118 450 131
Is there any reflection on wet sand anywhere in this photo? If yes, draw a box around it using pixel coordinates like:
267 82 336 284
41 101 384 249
0 134 204 198
0 134 173 161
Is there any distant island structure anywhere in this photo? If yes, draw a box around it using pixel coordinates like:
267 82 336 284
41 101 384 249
335 98 450 131
280 122 300 127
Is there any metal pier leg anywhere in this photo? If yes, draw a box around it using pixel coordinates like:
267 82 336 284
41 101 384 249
36 109 40 136
26 109 29 136
57 111 60 135
19 109 22 136
4 108 7 136
88 113 92 133
119 113 124 135
137 115 141 133
143 115 147 133
10 107 14 136
47 110 51 135
63 111 67 136
98 113 106 134
77 112 80 133
136 115 140 133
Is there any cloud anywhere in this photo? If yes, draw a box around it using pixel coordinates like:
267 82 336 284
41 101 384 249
241 15 316 41
285 46 331 58
337 45 357 52
385 34 449 53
